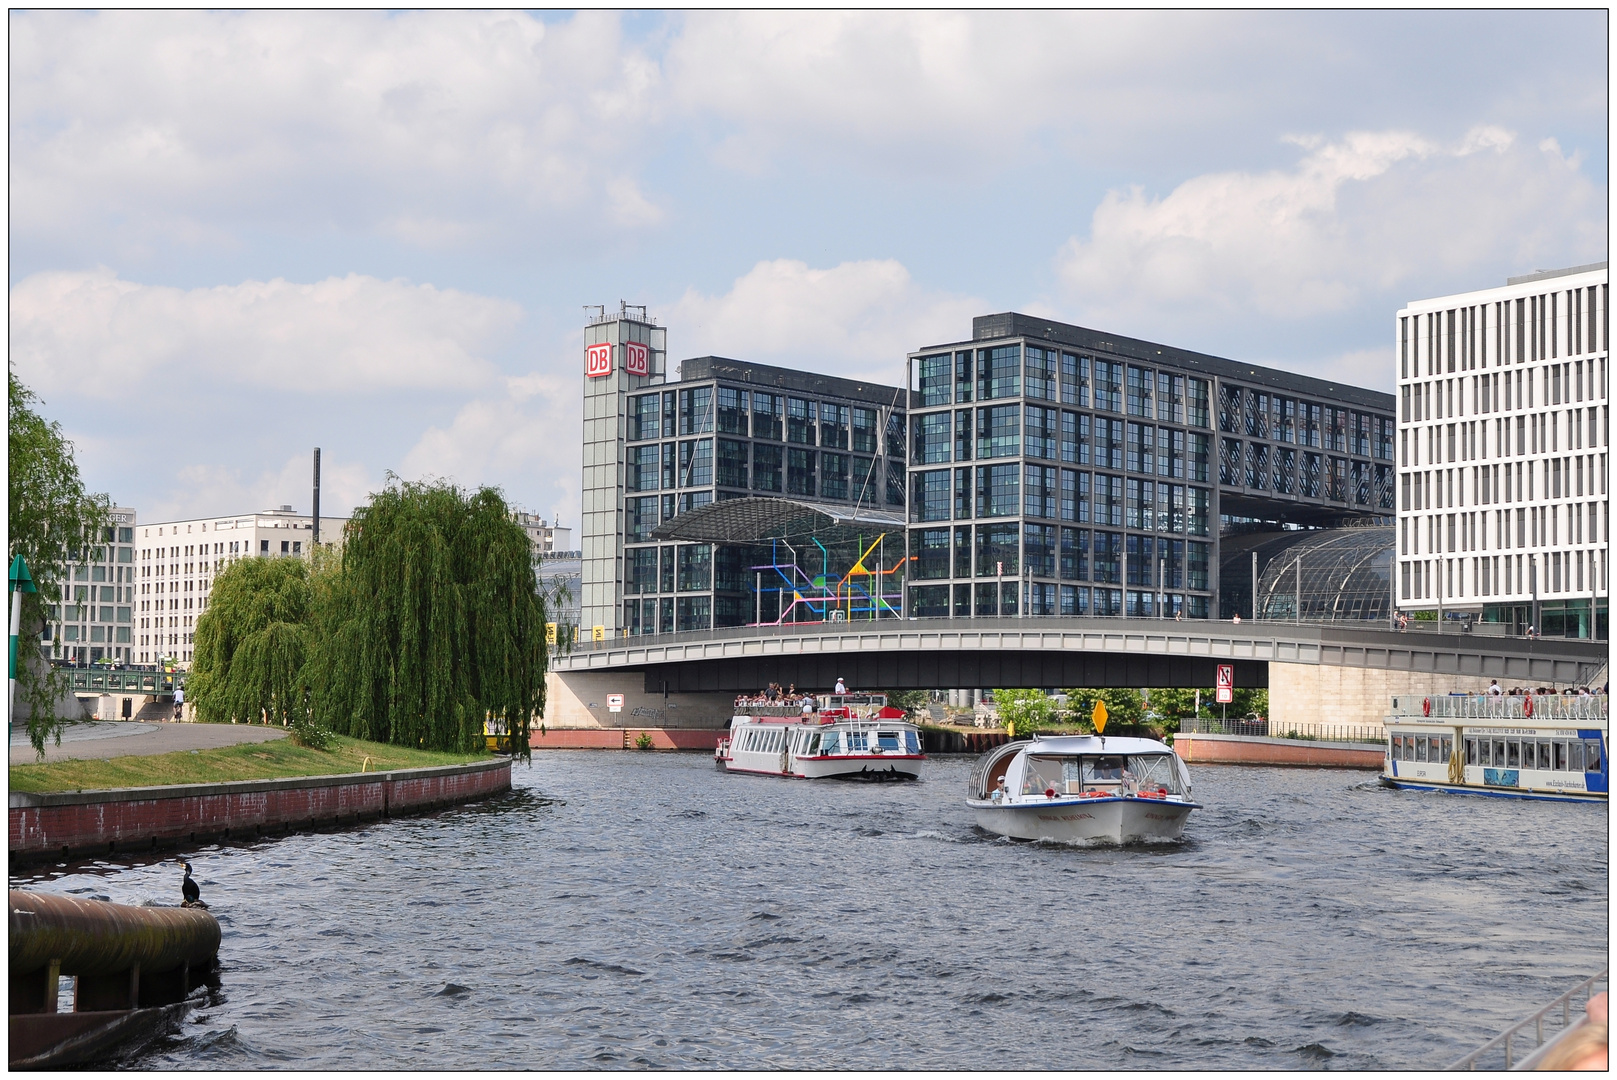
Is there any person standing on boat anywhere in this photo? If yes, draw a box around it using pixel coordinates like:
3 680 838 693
835 676 847 694
1488 680 1503 696
800 694 815 718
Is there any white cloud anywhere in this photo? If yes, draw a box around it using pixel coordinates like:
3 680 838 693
9 268 520 396
148 452 374 523
1052 126 1607 333
664 258 981 384
9 10 664 251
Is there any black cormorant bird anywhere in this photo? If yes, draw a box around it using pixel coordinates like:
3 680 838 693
178 860 207 908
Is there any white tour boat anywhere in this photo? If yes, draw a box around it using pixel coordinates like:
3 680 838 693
715 693 925 780
1381 693 1608 803
965 733 1199 843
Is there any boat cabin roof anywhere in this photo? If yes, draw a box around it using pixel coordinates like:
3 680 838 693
1021 734 1174 756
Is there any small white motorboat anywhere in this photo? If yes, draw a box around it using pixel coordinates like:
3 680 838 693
715 693 925 780
965 734 1199 843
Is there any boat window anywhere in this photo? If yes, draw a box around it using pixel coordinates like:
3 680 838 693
820 732 840 755
1569 741 1584 771
1440 737 1452 763
1465 738 1479 766
876 731 901 751
1554 741 1568 770
1506 741 1520 768
1414 737 1427 763
904 731 920 755
1490 739 1505 767
1536 740 1553 770
847 732 869 753
1129 754 1181 793
1584 741 1603 772
1082 756 1126 782
1022 756 1066 795
807 733 821 755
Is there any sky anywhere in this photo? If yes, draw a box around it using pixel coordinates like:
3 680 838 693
9 10 1608 529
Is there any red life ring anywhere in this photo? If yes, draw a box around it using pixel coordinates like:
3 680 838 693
1045 788 1057 799
1523 695 1534 718
1422 697 1431 717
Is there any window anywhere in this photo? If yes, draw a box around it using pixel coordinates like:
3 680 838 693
1024 464 1057 520
819 402 850 450
627 547 659 593
955 351 974 403
1060 527 1088 580
787 448 816 496
909 584 949 617
676 596 711 632
1127 366 1154 417
915 412 952 463
677 545 711 591
1188 378 1211 428
787 398 817 445
716 439 748 489
1157 373 1184 423
1025 523 1055 578
820 452 848 500
852 407 878 453
679 387 714 434
1096 418 1123 470
628 444 660 491
1092 361 1122 412
1188 433 1210 482
1061 353 1089 406
851 456 877 504
716 387 749 435
1025 406 1056 459
954 467 973 519
1094 474 1123 526
628 498 659 544
679 439 713 487
918 354 953 407
976 405 1021 459
977 345 1021 400
753 444 783 492
631 393 662 440
911 528 951 580
1126 422 1155 474
975 523 1019 576
753 392 784 441
976 465 1021 518
1092 531 1121 583
912 469 951 522
1025 346 1056 401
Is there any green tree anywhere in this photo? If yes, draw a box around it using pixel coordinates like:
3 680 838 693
1061 687 1145 732
305 478 547 759
881 689 930 718
992 688 1056 737
188 554 325 743
8 369 112 753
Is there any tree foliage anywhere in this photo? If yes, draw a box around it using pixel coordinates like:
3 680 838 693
305 478 546 760
8 369 111 753
992 688 1057 737
1061 687 1145 732
189 554 320 740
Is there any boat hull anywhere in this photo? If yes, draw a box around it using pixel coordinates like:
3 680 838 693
718 752 922 780
968 795 1196 844
1379 776 1606 803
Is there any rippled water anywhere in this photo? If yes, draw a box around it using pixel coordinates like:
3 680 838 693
11 753 1607 1070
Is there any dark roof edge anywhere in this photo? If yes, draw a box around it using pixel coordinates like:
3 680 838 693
675 356 906 409
913 313 1393 411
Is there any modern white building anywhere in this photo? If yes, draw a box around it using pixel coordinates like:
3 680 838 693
135 506 346 667
45 506 139 665
1395 262 1607 638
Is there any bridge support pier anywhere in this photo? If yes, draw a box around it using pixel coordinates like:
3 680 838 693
543 671 735 731
1268 663 1497 731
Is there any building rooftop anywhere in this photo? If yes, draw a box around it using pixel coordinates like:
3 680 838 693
676 357 905 409
1505 261 1607 287
913 312 1393 413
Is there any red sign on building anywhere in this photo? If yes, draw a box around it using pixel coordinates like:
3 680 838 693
624 341 649 377
585 342 613 378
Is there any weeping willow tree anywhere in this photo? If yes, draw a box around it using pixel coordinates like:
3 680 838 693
306 478 547 759
188 554 316 731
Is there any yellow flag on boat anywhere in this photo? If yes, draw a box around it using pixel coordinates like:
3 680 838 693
1092 699 1108 734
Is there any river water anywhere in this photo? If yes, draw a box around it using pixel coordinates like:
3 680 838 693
11 752 1607 1070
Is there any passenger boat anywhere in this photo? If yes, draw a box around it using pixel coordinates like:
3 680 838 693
1380 694 1608 803
715 693 924 780
965 734 1199 843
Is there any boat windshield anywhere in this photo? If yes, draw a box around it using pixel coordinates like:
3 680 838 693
1129 753 1182 793
1021 753 1183 796
820 732 841 755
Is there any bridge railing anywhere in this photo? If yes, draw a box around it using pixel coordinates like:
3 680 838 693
56 669 181 694
1389 694 1608 722
1178 717 1386 744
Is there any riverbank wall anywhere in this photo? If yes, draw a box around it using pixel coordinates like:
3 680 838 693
1174 732 1383 769
531 728 725 751
8 759 510 865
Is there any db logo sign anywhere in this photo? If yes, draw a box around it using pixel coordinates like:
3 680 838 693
585 342 613 378
625 341 650 377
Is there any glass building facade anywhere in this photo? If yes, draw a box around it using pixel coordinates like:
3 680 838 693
904 314 1395 622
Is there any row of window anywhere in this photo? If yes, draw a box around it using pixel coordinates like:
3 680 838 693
907 582 1212 619
626 440 905 505
629 386 903 456
1400 286 1606 381
1400 548 1607 602
1216 385 1391 455
1402 360 1607 429
1402 410 1604 479
1403 456 1606 518
913 346 1214 424
909 466 1212 533
1395 731 1608 773
911 407 1218 478
1218 442 1393 507
1402 500 1606 560
907 524 1211 587
56 624 133 644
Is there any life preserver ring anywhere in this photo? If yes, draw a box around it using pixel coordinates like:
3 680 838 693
1422 697 1431 717
1045 788 1057 799
1523 695 1534 718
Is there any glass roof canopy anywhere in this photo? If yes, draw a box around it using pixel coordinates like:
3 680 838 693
649 496 906 544
1255 525 1393 622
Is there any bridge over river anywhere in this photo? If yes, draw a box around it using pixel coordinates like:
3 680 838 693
547 617 1606 731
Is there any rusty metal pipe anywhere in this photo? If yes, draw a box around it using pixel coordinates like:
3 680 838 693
9 890 220 977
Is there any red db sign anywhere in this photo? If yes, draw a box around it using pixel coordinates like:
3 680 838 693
625 341 649 377
585 342 612 378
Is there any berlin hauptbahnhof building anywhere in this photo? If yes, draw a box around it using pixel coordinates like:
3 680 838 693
580 304 1397 638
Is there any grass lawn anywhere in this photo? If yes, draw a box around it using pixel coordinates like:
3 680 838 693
9 733 493 794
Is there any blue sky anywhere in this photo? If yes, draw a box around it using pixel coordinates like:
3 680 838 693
9 10 1607 530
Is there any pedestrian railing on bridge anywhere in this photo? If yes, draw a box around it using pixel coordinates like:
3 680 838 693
54 668 181 694
1178 716 1386 744
1390 694 1608 722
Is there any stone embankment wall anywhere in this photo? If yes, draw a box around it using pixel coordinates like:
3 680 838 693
1174 732 1384 769
8 759 510 864
543 670 736 730
1268 661 1496 730
531 727 725 750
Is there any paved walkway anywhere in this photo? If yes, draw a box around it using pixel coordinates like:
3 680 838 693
10 721 289 765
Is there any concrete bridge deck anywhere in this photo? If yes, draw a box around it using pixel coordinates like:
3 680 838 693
553 617 1606 694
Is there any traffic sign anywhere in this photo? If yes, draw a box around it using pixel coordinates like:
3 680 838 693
607 694 624 713
1091 699 1108 734
1216 664 1234 704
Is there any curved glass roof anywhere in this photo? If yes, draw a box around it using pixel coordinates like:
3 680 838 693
1254 525 1393 621
649 496 906 544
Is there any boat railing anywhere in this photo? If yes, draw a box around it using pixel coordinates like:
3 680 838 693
1177 717 1386 744
1390 695 1609 722
1445 967 1607 1070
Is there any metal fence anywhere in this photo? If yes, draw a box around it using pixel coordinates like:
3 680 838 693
1446 967 1606 1070
60 669 181 694
1390 695 1608 721
1177 717 1386 744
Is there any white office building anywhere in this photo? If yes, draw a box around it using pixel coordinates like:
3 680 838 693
45 507 140 665
1395 262 1607 638
135 506 345 667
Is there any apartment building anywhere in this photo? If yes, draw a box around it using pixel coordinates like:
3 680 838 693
44 507 139 665
1395 262 1608 638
